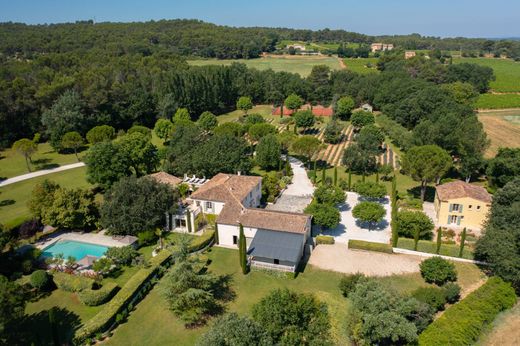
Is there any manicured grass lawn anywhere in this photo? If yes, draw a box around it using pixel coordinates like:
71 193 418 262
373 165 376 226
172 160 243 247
454 58 520 93
343 58 379 74
476 93 520 109
216 105 273 123
188 56 341 77
396 238 474 260
0 142 82 179
0 166 90 228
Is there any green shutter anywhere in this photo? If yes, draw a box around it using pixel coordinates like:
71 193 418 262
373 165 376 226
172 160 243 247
460 204 463 213
457 216 461 225
449 204 453 212
447 216 451 224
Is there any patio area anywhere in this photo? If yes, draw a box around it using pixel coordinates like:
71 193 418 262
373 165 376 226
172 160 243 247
35 230 137 250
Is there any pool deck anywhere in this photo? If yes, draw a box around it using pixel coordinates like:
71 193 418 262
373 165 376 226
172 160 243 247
35 230 136 250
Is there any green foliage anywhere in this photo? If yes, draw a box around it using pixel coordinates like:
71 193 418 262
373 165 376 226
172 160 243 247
86 125 116 144
352 201 386 230
197 313 272 346
334 96 355 120
313 184 345 205
84 141 131 189
137 229 158 246
127 125 152 140
376 114 413 150
350 110 374 129
197 111 218 131
291 135 322 163
100 176 178 236
154 119 174 140
53 271 94 292
401 145 452 200
236 96 253 114
412 287 447 312
316 235 335 245
397 238 474 259
419 257 457 286
440 81 478 106
418 277 517 346
30 270 51 290
116 132 159 176
248 123 277 141
293 110 315 129
475 177 520 289
78 282 119 306
92 257 113 274
459 227 467 258
239 224 248 274
338 273 366 297
353 181 386 199
12 138 38 172
0 275 26 338
61 131 84 160
261 171 282 203
342 143 378 175
284 93 304 111
251 288 332 345
348 239 393 253
189 230 215 252
446 62 495 93
396 210 434 240
255 134 281 170
323 120 343 144
443 282 461 304
173 108 191 123
105 246 139 266
213 122 245 137
305 202 340 229
486 147 520 188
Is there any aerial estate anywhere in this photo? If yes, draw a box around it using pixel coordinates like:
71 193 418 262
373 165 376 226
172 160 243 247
0 7 519 346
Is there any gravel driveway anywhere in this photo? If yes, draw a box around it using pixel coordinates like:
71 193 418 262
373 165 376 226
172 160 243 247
308 243 422 276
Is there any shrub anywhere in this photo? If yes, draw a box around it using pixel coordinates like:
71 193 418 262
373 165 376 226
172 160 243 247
419 257 457 285
316 235 335 245
53 271 94 292
78 282 119 306
443 282 461 304
339 273 365 297
105 246 139 266
137 229 157 246
189 230 215 252
348 239 393 254
412 287 447 312
353 181 386 199
418 277 517 346
30 270 51 290
396 210 434 240
18 219 41 239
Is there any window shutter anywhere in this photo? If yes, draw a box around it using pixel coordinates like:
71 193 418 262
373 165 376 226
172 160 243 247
457 216 461 225
460 205 463 213
447 216 451 224
449 204 453 212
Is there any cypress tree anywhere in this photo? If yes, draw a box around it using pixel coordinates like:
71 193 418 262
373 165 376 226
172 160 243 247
436 227 442 254
348 170 352 190
285 159 290 176
334 166 338 186
391 201 398 247
293 124 297 134
214 223 219 245
313 160 317 184
280 103 284 119
186 209 192 233
362 174 366 182
239 224 248 274
321 168 326 185
391 175 397 198
459 227 467 258
375 171 379 182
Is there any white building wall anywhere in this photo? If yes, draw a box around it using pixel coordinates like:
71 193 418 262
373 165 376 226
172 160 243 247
217 223 258 247
191 199 225 215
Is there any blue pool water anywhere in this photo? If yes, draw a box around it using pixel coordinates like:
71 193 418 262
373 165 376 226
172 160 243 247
41 240 108 260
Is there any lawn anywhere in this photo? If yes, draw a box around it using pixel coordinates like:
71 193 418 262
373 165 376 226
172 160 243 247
216 105 273 123
188 55 342 77
478 110 520 157
343 58 379 74
0 166 90 228
453 58 520 93
0 142 82 179
476 93 520 109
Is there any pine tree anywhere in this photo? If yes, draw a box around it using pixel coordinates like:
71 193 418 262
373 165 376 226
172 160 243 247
334 166 338 186
238 224 248 274
186 209 192 233
280 103 284 119
459 227 467 258
214 223 219 245
436 227 442 254
313 160 317 184
321 168 326 185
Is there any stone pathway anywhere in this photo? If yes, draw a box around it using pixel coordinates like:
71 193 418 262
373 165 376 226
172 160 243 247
0 162 85 187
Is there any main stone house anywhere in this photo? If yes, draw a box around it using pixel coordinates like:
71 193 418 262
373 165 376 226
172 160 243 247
155 172 312 272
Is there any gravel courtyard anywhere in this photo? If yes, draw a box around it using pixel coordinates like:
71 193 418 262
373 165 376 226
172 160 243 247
308 243 422 276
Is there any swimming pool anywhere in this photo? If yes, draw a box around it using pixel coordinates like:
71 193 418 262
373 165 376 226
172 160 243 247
41 240 109 260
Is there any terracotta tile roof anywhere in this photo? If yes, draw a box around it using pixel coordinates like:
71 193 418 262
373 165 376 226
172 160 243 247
190 173 261 203
147 172 182 187
272 104 333 117
436 180 492 204
238 209 310 234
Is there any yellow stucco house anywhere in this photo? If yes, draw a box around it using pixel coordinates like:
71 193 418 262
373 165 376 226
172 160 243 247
434 180 492 231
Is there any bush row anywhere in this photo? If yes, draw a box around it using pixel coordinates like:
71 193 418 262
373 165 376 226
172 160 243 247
53 271 94 292
74 250 172 344
78 282 119 306
316 235 335 245
396 238 474 259
418 277 517 346
189 229 215 253
376 114 414 150
348 239 393 254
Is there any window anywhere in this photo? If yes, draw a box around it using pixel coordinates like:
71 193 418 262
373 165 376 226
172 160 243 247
448 215 458 224
451 204 461 212
205 201 213 210
274 259 279 265
233 235 238 245
477 205 481 210
468 205 472 209
196 201 200 207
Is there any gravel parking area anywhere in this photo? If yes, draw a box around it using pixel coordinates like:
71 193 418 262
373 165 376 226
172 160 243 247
308 243 422 276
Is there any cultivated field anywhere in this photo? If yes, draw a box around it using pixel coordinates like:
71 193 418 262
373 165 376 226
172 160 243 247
478 110 520 157
343 58 379 74
188 55 342 77
476 94 520 109
454 58 520 93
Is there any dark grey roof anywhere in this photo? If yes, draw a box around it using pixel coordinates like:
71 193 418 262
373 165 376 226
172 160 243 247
248 230 304 263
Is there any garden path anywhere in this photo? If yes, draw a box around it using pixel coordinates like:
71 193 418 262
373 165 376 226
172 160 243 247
0 162 85 187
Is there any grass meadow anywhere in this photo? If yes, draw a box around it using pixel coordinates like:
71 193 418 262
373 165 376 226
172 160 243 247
343 58 379 74
476 93 520 109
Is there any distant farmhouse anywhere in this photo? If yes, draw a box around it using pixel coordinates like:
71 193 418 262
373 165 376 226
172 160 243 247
371 43 394 53
286 44 306 51
153 172 312 272
434 180 492 232
405 51 416 59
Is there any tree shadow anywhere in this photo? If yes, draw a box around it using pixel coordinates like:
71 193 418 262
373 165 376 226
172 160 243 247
0 199 15 207
212 273 236 303
9 307 81 345
407 186 436 202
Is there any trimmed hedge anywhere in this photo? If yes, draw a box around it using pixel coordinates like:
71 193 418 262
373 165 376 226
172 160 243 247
74 250 172 343
189 229 215 252
418 277 517 346
396 238 474 259
78 282 119 306
53 272 94 292
348 239 393 254
316 235 335 245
